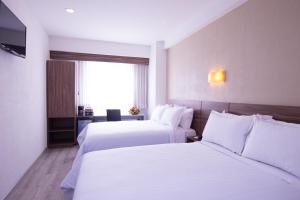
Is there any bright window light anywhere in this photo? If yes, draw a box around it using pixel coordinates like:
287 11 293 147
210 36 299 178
83 61 134 115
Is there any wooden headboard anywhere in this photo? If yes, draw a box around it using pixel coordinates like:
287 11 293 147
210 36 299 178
169 99 300 137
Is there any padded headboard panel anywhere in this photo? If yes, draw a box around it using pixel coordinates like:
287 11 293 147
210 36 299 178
229 103 300 124
168 99 300 137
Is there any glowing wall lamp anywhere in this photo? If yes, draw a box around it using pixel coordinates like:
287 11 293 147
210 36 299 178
208 70 226 84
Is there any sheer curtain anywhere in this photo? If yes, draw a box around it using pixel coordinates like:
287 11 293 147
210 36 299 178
78 61 148 116
133 64 148 114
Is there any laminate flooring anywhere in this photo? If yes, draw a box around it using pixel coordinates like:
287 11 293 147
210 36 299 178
5 147 77 200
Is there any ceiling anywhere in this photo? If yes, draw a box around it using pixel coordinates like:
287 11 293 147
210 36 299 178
25 0 247 47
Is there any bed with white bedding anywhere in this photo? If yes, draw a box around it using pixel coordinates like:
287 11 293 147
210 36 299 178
73 141 300 200
61 120 196 192
77 120 191 146
64 103 300 199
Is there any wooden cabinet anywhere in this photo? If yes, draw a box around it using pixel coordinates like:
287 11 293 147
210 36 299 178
47 60 76 147
47 60 75 117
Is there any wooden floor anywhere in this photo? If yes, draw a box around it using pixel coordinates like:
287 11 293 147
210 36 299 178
5 147 78 200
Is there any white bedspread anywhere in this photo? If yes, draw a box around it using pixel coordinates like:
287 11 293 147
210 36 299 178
61 120 187 192
77 120 175 146
73 142 300 200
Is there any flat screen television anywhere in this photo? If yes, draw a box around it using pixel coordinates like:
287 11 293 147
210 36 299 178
0 1 26 58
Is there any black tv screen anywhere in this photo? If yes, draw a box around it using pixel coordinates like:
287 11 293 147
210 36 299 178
0 1 26 58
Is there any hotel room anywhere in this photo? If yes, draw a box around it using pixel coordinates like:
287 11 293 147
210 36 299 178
1 0 300 199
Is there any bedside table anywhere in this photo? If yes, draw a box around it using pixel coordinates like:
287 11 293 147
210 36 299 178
186 135 201 143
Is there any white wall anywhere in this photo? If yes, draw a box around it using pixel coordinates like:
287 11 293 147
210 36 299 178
155 42 167 106
50 36 150 58
148 41 167 116
0 0 49 199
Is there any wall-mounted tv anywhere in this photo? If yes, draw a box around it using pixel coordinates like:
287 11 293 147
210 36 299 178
0 1 26 58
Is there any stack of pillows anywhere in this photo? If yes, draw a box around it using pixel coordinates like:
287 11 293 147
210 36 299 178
150 104 194 130
202 110 300 178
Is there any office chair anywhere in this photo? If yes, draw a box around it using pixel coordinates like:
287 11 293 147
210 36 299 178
106 109 121 121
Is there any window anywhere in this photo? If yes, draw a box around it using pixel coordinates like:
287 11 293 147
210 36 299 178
79 61 134 115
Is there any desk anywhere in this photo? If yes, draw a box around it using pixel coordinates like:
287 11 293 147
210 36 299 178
94 114 144 122
76 114 145 137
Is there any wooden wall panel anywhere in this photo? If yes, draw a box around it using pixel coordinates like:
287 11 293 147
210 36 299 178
168 99 300 138
47 60 75 118
229 103 300 124
200 101 229 118
50 51 149 65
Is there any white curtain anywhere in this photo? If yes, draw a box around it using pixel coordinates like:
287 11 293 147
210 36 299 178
78 61 88 106
133 64 148 110
78 61 148 115
78 61 134 115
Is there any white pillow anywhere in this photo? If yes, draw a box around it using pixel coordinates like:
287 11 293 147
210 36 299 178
222 111 273 120
255 114 273 120
242 118 300 178
160 107 185 129
202 111 254 154
150 105 169 121
179 108 194 129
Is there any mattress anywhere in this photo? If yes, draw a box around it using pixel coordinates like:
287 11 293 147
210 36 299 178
73 142 300 200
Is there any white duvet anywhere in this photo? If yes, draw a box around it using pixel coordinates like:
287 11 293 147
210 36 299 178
61 120 187 192
73 142 300 200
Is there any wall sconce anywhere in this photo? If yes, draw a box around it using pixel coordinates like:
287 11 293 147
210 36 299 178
208 70 226 84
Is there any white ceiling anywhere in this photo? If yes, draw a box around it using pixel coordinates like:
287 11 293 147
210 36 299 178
25 0 247 47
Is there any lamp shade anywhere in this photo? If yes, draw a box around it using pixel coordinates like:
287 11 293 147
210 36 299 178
208 70 226 84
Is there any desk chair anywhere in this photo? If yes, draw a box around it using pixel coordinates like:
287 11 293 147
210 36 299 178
106 109 121 121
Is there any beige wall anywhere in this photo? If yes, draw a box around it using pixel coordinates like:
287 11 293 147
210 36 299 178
167 0 300 106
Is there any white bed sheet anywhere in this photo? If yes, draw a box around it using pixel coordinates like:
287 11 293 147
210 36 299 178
73 142 300 200
61 120 190 192
200 141 300 188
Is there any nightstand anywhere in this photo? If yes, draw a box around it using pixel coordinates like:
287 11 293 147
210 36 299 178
186 135 201 143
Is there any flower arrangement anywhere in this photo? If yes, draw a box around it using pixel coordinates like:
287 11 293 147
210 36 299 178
129 106 140 115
